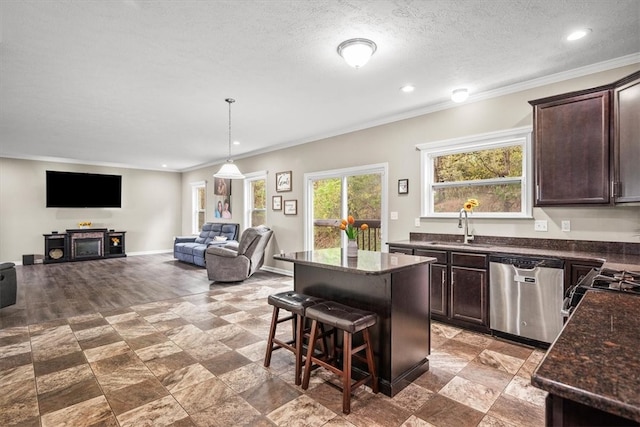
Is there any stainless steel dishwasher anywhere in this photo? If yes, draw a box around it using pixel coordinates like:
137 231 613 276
489 255 565 344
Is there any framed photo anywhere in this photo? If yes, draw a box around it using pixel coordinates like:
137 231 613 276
276 171 292 192
284 199 297 215
272 195 282 210
398 179 409 194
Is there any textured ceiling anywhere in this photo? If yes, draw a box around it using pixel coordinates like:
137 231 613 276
1 0 639 171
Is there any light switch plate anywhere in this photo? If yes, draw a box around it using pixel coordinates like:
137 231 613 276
414 218 421 227
561 220 571 232
390 211 398 220
534 220 548 232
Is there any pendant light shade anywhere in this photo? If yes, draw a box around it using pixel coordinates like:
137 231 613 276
214 98 245 179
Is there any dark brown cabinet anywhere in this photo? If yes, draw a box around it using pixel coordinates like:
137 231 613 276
613 72 640 203
530 89 611 206
450 252 489 330
414 248 489 333
530 70 640 206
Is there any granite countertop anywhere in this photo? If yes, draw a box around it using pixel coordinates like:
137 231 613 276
273 247 435 275
531 291 640 423
388 235 640 270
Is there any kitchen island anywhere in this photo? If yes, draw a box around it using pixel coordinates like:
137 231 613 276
531 291 640 426
274 248 434 397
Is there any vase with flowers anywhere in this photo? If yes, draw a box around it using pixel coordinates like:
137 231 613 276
340 215 368 257
111 237 120 247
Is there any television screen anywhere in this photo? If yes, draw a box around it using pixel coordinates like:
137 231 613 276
46 171 122 208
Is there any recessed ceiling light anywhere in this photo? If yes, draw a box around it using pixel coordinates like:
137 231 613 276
567 28 592 41
233 140 240 146
401 85 415 93
162 164 167 168
451 88 469 103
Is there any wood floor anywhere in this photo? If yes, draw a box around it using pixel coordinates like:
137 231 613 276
0 253 283 329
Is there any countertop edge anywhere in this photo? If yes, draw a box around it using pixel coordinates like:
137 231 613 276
532 371 640 423
387 240 639 270
273 252 435 275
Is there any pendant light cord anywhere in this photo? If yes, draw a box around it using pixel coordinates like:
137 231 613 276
225 98 235 161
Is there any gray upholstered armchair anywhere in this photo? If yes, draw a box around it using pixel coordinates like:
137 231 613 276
206 225 273 282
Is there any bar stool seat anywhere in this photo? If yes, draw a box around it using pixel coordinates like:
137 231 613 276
302 300 378 414
264 291 324 385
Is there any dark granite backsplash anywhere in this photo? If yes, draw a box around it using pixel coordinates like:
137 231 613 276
408 233 640 257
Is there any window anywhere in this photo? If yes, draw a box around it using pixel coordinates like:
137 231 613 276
191 181 206 234
417 127 532 218
244 171 267 227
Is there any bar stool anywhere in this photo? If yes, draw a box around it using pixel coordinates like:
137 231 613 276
264 291 324 385
301 300 378 414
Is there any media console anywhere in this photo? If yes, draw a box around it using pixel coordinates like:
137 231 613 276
43 229 126 264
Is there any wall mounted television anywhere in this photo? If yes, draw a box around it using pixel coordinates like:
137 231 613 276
46 171 122 208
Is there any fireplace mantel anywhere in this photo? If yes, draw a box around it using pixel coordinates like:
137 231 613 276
43 229 126 264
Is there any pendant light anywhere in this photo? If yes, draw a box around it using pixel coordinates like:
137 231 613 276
214 98 245 179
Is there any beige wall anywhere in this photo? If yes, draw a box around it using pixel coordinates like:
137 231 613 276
2 64 639 267
0 158 182 263
184 64 640 272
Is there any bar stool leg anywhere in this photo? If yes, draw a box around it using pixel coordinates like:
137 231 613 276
363 328 378 394
342 330 352 414
301 319 318 390
294 313 303 385
264 306 280 368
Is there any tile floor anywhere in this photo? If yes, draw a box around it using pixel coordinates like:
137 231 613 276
0 273 547 427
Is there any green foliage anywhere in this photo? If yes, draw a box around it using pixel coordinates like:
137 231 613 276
313 174 382 250
434 146 523 213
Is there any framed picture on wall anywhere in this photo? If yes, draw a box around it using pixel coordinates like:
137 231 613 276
284 199 297 215
398 179 409 194
272 195 282 210
276 171 292 192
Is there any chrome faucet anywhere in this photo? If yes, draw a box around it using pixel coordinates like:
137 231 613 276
458 209 474 244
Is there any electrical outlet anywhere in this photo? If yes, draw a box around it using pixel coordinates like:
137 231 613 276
534 220 548 232
414 218 421 227
390 211 398 220
561 220 571 232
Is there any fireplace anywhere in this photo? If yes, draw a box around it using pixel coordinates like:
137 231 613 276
70 231 104 260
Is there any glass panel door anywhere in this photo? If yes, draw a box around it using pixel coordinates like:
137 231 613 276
308 169 384 251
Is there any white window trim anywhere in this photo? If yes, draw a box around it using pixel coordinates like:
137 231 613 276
303 163 389 252
416 126 533 219
190 180 206 234
243 170 268 228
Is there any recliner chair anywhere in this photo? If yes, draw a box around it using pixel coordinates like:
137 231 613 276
206 225 273 282
0 262 17 308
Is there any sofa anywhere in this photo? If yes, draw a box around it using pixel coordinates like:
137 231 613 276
206 225 273 282
174 222 239 267
0 262 17 308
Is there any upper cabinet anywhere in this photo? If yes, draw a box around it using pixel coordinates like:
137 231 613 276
529 71 640 206
613 72 640 203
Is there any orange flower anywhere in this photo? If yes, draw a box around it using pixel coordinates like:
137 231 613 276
341 214 368 239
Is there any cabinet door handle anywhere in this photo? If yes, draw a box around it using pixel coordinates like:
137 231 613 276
441 270 445 284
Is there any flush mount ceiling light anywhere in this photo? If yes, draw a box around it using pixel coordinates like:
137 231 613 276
400 85 415 93
214 98 245 179
451 88 469 103
337 38 377 68
567 28 592 41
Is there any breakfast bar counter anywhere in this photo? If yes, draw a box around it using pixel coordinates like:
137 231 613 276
274 248 435 396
